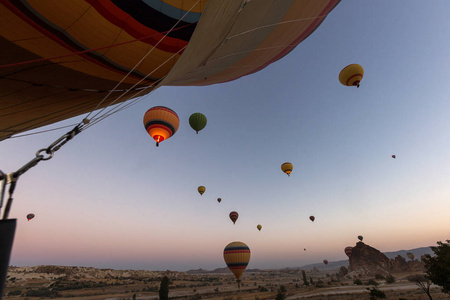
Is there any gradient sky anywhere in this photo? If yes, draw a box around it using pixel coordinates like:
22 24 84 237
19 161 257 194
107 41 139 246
1 1 450 271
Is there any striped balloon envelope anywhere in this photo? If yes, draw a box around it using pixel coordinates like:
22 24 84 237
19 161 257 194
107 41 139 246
143 106 179 146
344 246 353 257
223 241 251 287
0 1 340 140
229 211 239 224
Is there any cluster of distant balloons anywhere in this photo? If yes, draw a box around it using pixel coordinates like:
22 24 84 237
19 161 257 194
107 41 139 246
18 64 386 283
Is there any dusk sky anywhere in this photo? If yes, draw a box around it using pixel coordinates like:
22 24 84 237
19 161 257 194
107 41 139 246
1 1 450 271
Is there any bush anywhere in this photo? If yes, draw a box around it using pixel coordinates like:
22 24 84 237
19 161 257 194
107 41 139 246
375 274 385 280
367 287 386 299
385 274 395 284
353 279 363 285
367 279 379 286
7 290 22 296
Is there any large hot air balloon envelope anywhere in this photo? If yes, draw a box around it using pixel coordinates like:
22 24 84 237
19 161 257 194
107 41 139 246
143 106 179 146
309 216 315 222
344 246 353 257
281 162 293 176
229 211 239 224
406 253 415 260
358 235 363 242
198 186 206 196
339 64 364 87
0 1 340 140
223 241 251 288
257 224 262 231
189 113 207 134
323 259 328 265
26 214 35 221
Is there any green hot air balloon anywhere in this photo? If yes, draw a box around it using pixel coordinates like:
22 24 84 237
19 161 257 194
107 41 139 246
189 113 207 134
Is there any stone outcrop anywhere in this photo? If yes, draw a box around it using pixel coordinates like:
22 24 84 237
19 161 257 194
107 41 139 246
348 242 391 276
338 266 348 277
347 242 425 276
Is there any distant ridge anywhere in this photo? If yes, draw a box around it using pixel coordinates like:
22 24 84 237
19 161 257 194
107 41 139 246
186 246 434 273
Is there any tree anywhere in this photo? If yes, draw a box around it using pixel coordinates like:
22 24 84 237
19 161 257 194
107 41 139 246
275 286 287 300
159 276 171 300
367 287 386 299
423 240 450 294
407 274 433 300
301 270 309 286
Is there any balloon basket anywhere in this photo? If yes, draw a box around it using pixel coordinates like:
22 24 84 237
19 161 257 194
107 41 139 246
0 219 16 298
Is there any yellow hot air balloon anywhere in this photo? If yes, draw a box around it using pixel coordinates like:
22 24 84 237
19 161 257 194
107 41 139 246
198 186 206 196
281 162 293 176
339 64 364 87
223 241 251 289
257 224 262 231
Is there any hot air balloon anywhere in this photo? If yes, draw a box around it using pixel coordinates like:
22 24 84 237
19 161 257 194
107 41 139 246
217 198 222 203
26 214 35 221
304 248 306 251
198 186 206 196
323 259 328 265
281 162 293 176
309 216 315 222
257 224 262 231
339 64 364 88
358 235 363 242
0 1 340 140
229 211 239 224
223 241 251 289
392 155 396 159
344 246 353 258
143 106 179 146
189 113 207 134
406 253 415 260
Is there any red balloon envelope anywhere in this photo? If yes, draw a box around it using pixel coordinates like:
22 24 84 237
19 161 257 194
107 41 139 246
229 211 239 224
26 213 35 221
323 259 328 265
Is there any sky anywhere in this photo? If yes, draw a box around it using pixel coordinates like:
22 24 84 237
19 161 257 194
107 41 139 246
1 1 450 271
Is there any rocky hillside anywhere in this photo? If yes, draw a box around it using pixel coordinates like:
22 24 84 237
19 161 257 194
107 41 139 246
347 242 425 276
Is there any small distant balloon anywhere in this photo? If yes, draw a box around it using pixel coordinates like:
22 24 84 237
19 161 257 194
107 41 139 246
323 259 328 265
309 216 315 222
26 213 35 221
304 248 306 251
229 211 239 224
189 112 207 134
345 246 353 258
257 224 262 231
198 186 206 196
281 162 293 176
392 155 396 159
358 235 363 242
339 64 364 88
217 198 222 203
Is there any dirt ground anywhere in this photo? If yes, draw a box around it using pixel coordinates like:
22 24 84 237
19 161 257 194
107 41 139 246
3 270 449 300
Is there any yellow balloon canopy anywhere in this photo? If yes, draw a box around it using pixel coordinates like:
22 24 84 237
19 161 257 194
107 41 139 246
339 64 364 87
257 224 262 231
223 241 251 288
198 186 206 195
281 162 293 176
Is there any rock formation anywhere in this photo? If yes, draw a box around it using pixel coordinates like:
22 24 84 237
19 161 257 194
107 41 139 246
347 242 425 276
348 242 391 276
